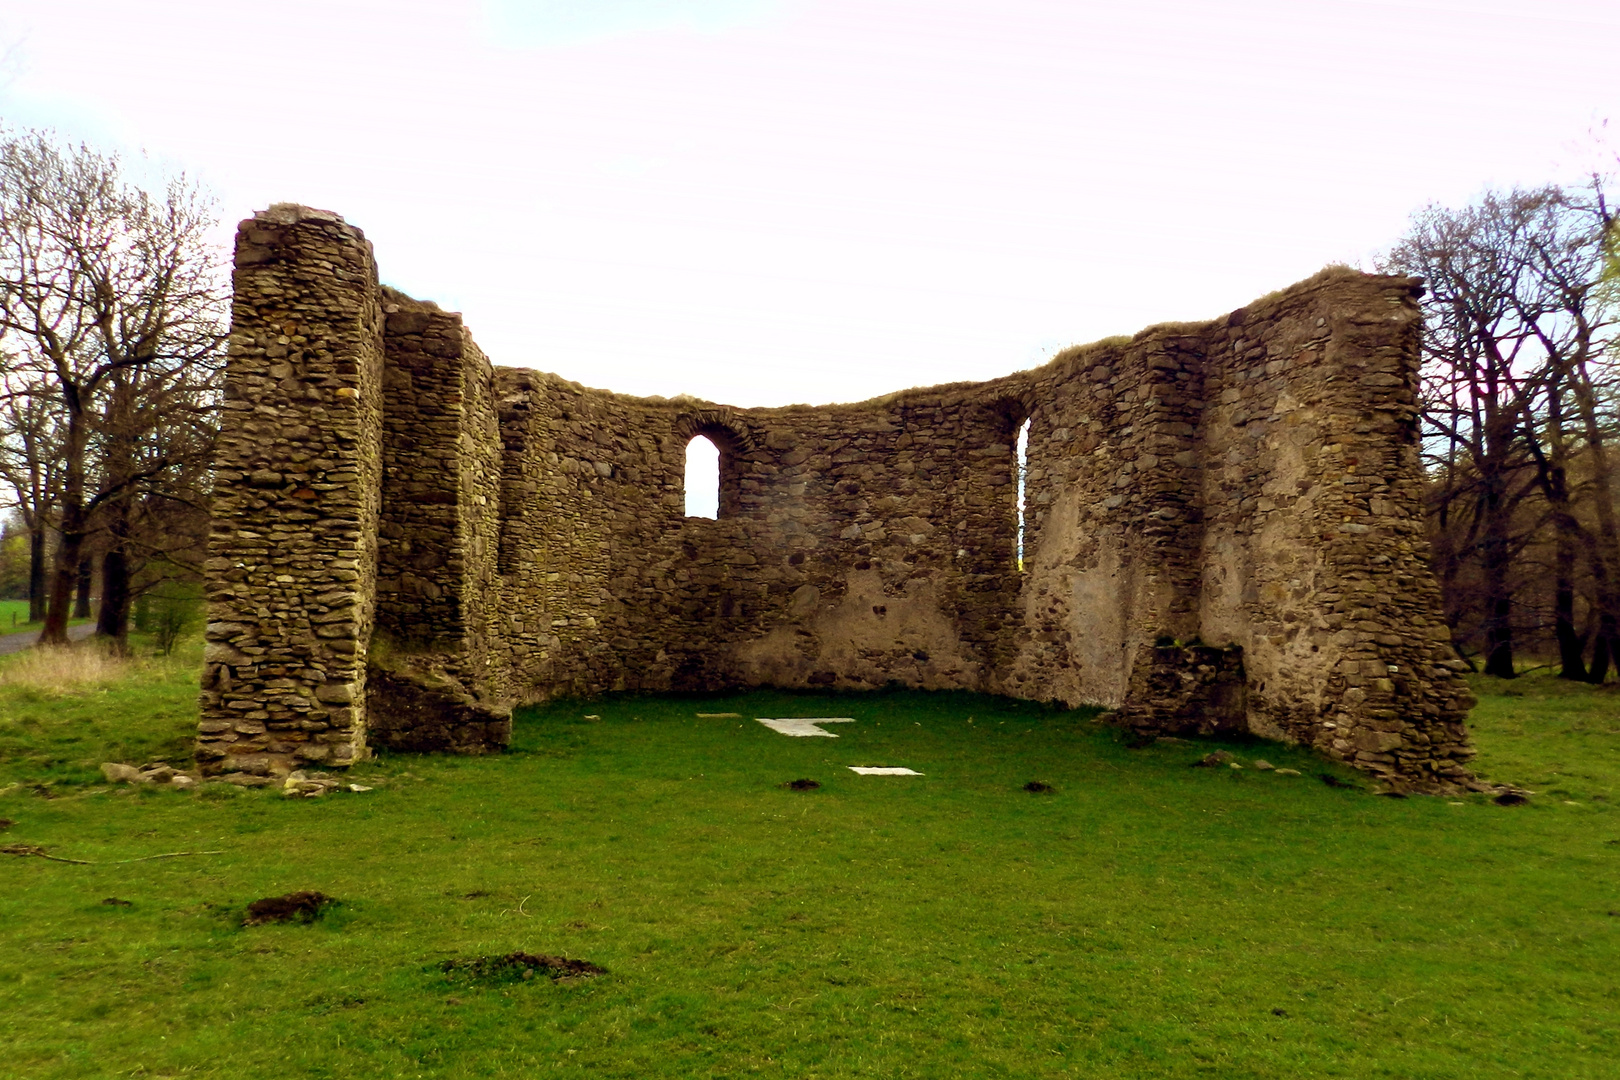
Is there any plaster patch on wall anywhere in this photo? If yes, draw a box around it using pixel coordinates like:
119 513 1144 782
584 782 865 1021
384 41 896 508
732 569 979 692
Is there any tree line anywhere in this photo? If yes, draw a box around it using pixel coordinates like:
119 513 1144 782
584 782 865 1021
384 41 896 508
0 127 224 650
1384 176 1619 680
0 123 1614 675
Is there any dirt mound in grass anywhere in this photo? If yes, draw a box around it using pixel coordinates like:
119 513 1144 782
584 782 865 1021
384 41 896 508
783 778 820 791
440 952 605 983
244 891 334 926
1023 781 1055 793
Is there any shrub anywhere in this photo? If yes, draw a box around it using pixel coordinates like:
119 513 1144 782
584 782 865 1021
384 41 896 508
134 579 203 657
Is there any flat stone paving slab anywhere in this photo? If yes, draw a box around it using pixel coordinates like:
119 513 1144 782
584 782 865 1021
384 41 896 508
755 717 855 738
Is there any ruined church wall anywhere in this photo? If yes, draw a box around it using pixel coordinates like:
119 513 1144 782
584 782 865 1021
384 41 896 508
997 272 1474 783
198 206 386 773
709 392 1025 692
1193 275 1475 779
198 204 1477 787
374 303 507 698
374 305 470 647
1000 326 1209 710
488 379 1028 700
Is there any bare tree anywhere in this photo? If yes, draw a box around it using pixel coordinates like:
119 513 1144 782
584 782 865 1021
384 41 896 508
1388 191 1549 676
0 366 62 622
1537 188 1620 678
0 129 226 648
1389 184 1618 679
92 355 218 645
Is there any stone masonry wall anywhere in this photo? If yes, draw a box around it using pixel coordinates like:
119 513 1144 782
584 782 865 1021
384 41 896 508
1194 275 1476 782
198 205 386 774
482 382 1026 702
368 293 510 751
199 206 1477 789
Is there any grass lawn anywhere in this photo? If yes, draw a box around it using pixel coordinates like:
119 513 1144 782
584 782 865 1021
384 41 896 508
0 598 92 634
1 643 1617 1079
0 598 36 632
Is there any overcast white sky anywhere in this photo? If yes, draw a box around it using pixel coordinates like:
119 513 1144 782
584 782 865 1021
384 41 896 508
0 0 1614 407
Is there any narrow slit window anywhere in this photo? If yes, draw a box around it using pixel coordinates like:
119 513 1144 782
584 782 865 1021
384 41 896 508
685 435 720 519
1016 418 1031 571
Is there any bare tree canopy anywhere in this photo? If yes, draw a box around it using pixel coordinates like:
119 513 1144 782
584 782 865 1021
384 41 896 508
1386 181 1618 679
0 128 226 648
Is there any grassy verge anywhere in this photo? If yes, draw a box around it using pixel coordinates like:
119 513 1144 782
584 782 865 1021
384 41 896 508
0 598 36 632
0 647 1615 1078
0 643 198 787
0 598 93 634
1464 670 1620 800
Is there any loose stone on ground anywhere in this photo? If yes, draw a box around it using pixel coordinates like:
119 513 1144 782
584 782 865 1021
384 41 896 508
100 762 200 789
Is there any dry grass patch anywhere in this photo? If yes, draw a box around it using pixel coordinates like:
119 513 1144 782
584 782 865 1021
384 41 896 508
0 640 195 696
0 644 136 692
0 637 201 789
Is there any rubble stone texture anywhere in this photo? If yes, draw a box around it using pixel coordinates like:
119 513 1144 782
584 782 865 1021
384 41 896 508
199 206 1477 790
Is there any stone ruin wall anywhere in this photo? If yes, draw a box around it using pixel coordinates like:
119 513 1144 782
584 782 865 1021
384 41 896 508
198 206 385 769
198 205 1478 789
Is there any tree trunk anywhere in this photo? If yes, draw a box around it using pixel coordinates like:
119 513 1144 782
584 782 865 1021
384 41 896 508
1554 534 1588 680
1529 371 1588 680
1480 474 1517 678
1586 541 1617 683
1543 458 1586 680
27 525 46 624
41 511 83 646
38 404 86 646
1482 596 1516 676
95 499 131 652
1590 624 1614 684
73 554 93 619
92 375 137 651
1571 365 1620 684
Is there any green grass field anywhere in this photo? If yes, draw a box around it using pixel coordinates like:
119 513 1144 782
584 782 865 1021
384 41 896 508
0 598 36 632
1 643 1617 1078
0 598 93 634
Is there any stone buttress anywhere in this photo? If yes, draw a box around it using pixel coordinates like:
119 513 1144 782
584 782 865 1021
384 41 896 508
198 206 385 773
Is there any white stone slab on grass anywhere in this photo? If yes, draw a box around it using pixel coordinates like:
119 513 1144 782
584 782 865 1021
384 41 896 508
848 766 923 776
756 717 856 738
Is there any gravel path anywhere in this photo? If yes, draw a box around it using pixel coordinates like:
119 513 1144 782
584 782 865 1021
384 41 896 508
0 622 97 656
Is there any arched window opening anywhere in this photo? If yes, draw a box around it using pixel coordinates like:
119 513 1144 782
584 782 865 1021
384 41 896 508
685 435 720 519
1016 417 1031 571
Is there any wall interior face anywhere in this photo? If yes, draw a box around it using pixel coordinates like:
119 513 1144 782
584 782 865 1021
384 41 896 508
200 207 1477 789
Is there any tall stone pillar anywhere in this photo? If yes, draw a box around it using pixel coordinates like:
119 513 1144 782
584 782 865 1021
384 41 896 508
196 205 385 776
